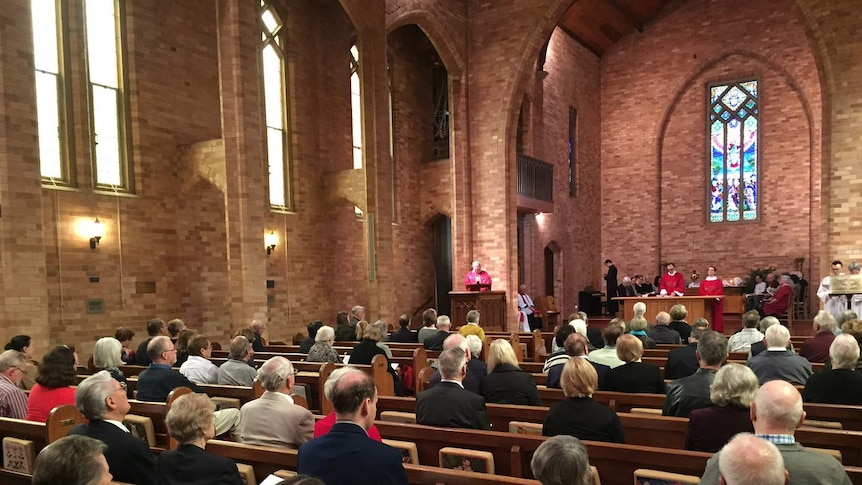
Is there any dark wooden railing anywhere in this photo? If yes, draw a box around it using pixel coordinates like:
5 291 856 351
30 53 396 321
517 154 553 202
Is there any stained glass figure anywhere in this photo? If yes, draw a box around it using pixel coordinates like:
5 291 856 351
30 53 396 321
708 80 758 222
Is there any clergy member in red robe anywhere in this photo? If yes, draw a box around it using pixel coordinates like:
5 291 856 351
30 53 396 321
464 260 492 291
698 265 724 332
659 263 685 296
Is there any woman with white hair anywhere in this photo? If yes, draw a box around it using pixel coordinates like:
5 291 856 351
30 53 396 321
306 326 340 363
684 363 757 452
92 337 133 398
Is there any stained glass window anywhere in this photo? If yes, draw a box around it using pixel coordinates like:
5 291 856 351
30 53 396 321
709 80 758 222
32 0 68 182
84 0 131 190
261 0 292 210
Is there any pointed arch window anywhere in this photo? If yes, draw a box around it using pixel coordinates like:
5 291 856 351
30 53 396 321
350 43 363 218
261 0 292 210
709 80 759 222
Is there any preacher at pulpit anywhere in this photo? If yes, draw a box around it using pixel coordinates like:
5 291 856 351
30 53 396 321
464 260 492 291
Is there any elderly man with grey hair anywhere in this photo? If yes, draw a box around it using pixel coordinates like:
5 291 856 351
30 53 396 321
417 346 490 429
648 311 681 344
632 301 647 318
663 331 728 417
0 350 29 419
718 433 788 485
748 324 812 385
68 371 157 485
238 357 313 448
802 334 862 404
423 315 452 351
700 381 851 485
747 316 793 359
349 305 366 328
799 310 837 363
617 276 637 297
530 435 592 485
218 335 257 386
428 334 486 395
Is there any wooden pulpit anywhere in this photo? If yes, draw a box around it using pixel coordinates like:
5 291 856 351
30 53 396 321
449 291 507 331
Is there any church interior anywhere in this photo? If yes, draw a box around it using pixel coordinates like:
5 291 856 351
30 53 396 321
1 0 861 358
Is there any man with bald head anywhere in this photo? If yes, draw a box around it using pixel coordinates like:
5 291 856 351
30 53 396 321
718 433 787 485
648 311 681 344
427 333 486 395
298 367 408 484
700 380 851 484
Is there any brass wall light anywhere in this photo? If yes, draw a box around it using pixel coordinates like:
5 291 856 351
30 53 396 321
265 231 278 255
90 218 104 249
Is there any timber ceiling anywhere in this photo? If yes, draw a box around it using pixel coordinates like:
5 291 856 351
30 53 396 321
557 0 674 56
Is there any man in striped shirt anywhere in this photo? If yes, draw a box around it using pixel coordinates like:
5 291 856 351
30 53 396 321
0 350 30 419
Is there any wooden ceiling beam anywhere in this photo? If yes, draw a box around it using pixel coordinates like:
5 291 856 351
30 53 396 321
607 0 644 32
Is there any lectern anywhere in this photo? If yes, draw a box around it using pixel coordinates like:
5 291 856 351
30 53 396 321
449 291 507 331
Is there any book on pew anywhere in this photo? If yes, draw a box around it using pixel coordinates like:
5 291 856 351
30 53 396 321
2 437 35 474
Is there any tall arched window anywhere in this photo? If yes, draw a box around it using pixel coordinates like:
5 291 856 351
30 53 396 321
350 43 363 218
709 80 759 222
84 0 131 191
261 0 292 210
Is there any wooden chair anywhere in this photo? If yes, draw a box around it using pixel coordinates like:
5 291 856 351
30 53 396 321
634 468 700 485
379 411 416 424
439 447 495 474
382 438 420 464
508 421 542 436
236 463 257 485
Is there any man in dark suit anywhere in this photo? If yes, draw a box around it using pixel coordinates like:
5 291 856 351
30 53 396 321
298 367 408 485
428 334 487 395
389 314 418 343
664 327 706 380
68 371 157 485
417 346 491 430
663 330 728 417
134 318 168 366
604 259 618 314
423 315 451 351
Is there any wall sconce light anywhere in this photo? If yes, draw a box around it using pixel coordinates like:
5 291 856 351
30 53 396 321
90 218 104 249
265 231 278 255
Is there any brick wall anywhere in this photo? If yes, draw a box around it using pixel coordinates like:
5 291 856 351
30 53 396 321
601 0 822 302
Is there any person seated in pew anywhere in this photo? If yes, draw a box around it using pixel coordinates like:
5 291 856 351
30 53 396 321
668 304 692 344
32 435 114 485
428 334 486 395
747 324 812 386
718 433 788 485
26 345 77 423
648 311 681 344
306 325 340 363
799 310 837 364
423 315 452 351
685 364 757 453
543 357 624 443
700 380 852 485
758 274 794 319
389 314 418 343
586 320 626 369
573 311 605 350
300 320 324 353
568 319 594 351
4 334 39 390
417 308 438 345
627 316 657 349
543 324 576 373
747 316 792 359
458 309 486 341
239 357 314 448
663 330 728 418
837 319 862 370
0 349 30 419
348 324 404 396
604 335 666 394
158 393 243 485
313 370 383 442
180 335 219 384
417 346 491 430
482 339 542 406
298 367 408 485
137 336 240 437
334 311 355 342
115 327 136 364
93 337 134 398
548 333 610 390
250 319 267 353
69 371 157 485
373 320 393 358
135 319 169 366
174 329 197 368
530 435 593 485
802 334 862 405
727 310 764 353
217 336 258 387
664 321 710 380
